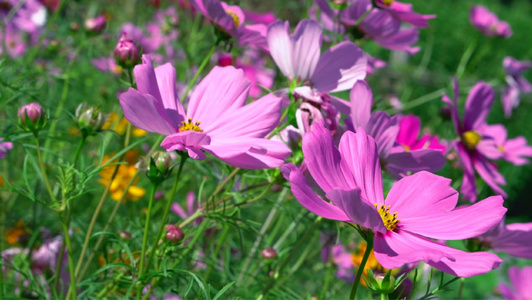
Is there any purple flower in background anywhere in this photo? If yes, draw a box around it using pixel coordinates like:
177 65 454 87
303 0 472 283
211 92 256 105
470 5 512 38
502 57 532 117
92 56 124 76
172 191 202 226
476 220 532 259
267 19 366 93
0 138 13 159
350 81 446 178
84 15 106 33
499 266 532 300
282 124 505 277
443 79 507 202
119 55 290 169
1 0 47 33
190 0 269 50
313 0 434 53
366 54 387 75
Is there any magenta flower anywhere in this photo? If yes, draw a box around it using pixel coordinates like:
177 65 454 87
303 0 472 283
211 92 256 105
502 57 532 117
396 114 447 155
119 55 290 169
476 220 532 259
499 266 532 300
282 123 505 277
190 0 268 50
172 191 201 225
0 138 13 159
267 19 366 93
350 81 445 178
1 0 47 34
443 79 507 202
470 5 512 38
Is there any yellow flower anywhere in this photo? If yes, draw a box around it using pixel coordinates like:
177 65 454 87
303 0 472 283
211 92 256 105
351 242 397 286
99 150 146 201
102 113 147 137
4 220 30 246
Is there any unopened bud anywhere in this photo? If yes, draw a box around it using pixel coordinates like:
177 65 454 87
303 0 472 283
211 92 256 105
75 103 107 136
146 151 173 184
119 230 132 240
18 102 46 133
84 15 106 33
218 53 233 66
365 269 398 295
114 32 141 69
261 247 277 260
165 224 185 243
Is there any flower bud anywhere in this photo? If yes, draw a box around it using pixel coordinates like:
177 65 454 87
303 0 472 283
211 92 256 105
18 102 46 133
114 32 141 69
119 230 132 240
365 269 399 295
261 247 277 260
146 151 173 184
165 224 185 243
75 103 107 136
84 15 106 34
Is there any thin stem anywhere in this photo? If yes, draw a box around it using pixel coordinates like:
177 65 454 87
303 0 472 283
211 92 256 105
181 43 218 102
203 167 240 209
349 235 374 300
353 6 374 27
73 136 86 168
145 154 188 271
457 278 465 300
237 188 288 284
34 136 56 203
61 213 77 300
203 225 230 282
136 183 158 299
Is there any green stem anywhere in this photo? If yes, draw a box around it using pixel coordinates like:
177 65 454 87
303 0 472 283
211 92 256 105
73 136 86 168
61 213 77 300
353 6 374 27
136 183 158 299
181 43 218 102
204 225 230 282
456 38 477 80
34 136 56 203
350 235 374 300
145 154 188 272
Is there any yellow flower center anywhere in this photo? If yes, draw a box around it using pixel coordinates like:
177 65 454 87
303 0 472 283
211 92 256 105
382 0 394 5
179 118 203 132
374 204 400 231
402 144 411 152
462 130 482 150
498 145 505 152
226 10 240 27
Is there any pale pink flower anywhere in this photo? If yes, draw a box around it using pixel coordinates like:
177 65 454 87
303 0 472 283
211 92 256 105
499 266 532 299
470 5 512 38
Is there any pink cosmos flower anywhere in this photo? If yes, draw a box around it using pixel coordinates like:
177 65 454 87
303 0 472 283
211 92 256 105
470 5 512 38
479 124 532 166
190 0 268 50
350 81 445 178
313 0 435 53
267 19 366 93
396 114 446 155
282 123 505 277
443 79 507 202
499 266 532 300
92 56 123 76
119 55 290 169
476 220 532 259
1 0 47 34
0 138 13 159
171 191 203 226
502 57 532 117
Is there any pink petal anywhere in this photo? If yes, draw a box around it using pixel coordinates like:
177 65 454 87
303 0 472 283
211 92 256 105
311 41 366 93
160 131 211 160
171 203 188 219
366 112 399 158
507 266 532 299
203 137 290 169
473 155 507 198
338 129 384 204
119 88 177 135
396 115 420 147
281 164 350 221
455 142 477 202
385 171 458 219
267 20 294 79
427 248 502 278
326 188 386 233
187 66 251 127
302 122 355 193
292 19 322 81
350 80 373 130
154 62 186 117
401 195 506 240
205 93 281 138
373 230 448 269
503 136 532 166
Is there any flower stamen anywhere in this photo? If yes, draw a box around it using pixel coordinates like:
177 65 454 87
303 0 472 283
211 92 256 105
374 204 400 231
462 130 482 150
226 10 240 27
179 118 203 132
